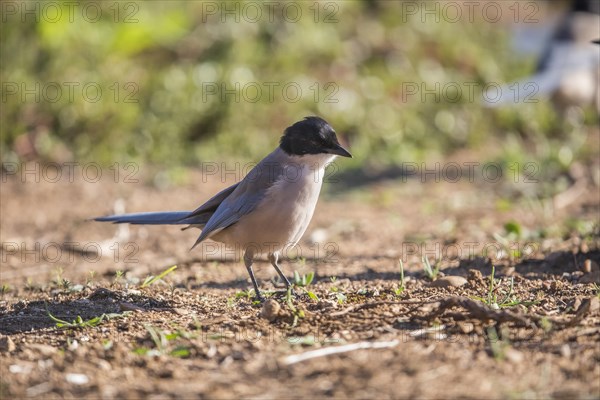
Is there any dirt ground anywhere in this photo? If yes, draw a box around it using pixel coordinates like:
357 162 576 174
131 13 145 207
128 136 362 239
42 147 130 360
1 151 599 399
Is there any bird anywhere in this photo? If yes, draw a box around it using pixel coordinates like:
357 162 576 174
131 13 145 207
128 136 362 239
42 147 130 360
95 116 352 300
483 0 600 113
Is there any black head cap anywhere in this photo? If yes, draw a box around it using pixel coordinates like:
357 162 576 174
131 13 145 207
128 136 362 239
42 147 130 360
279 116 352 158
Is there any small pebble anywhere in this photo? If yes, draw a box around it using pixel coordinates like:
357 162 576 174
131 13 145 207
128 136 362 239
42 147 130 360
66 373 89 385
429 276 467 288
560 344 572 358
260 299 281 322
504 348 524 364
172 307 190 315
457 322 474 334
9 364 32 374
467 269 483 282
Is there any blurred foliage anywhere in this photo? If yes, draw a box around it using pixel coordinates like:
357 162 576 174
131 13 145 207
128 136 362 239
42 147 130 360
1 0 598 180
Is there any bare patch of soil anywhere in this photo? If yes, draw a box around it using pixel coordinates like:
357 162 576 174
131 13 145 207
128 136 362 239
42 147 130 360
1 163 599 399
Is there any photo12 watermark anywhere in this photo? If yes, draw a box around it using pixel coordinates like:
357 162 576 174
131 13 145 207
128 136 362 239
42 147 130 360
2 81 139 104
200 1 339 24
1 1 140 23
195 241 340 264
1 240 339 266
198 161 342 184
399 240 540 263
400 81 539 104
399 1 539 24
399 162 540 183
2 162 140 184
1 241 139 264
199 81 339 104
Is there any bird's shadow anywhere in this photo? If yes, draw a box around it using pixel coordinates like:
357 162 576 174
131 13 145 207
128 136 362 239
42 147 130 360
0 288 172 335
189 249 599 290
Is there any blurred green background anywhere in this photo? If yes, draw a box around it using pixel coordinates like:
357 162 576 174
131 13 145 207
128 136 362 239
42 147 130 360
1 0 598 182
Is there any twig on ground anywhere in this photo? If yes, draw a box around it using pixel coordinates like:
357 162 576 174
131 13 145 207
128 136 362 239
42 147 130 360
328 296 557 329
415 297 533 327
281 340 399 366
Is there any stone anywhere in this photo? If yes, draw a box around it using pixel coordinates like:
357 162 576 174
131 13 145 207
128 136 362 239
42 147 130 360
429 276 468 288
260 299 280 322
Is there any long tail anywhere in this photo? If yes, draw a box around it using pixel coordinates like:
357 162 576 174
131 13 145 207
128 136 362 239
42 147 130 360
94 211 202 225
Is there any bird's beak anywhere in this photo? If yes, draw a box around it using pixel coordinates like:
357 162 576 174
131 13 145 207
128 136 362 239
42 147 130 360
328 143 353 158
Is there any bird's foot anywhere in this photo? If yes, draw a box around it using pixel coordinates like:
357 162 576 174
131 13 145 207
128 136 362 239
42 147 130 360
253 292 266 303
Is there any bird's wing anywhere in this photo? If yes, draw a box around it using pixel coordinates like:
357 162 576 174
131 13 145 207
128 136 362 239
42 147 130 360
179 182 240 226
191 149 286 248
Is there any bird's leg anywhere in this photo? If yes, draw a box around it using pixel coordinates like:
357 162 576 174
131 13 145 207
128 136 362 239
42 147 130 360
268 252 291 289
243 250 264 302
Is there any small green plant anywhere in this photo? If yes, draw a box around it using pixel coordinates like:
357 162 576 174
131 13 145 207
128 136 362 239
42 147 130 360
234 288 271 303
472 266 538 309
53 267 71 290
422 257 440 281
46 308 129 329
503 221 522 238
295 256 307 267
86 270 97 287
476 265 506 309
0 283 10 297
394 260 406 296
356 287 368 295
292 270 319 301
285 286 305 327
58 279 71 290
112 270 125 287
293 271 315 287
53 266 63 282
167 323 198 340
335 292 347 304
329 276 339 292
226 296 236 308
539 316 553 332
327 276 346 303
140 265 177 288
235 289 252 299
134 324 192 358
25 277 35 292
